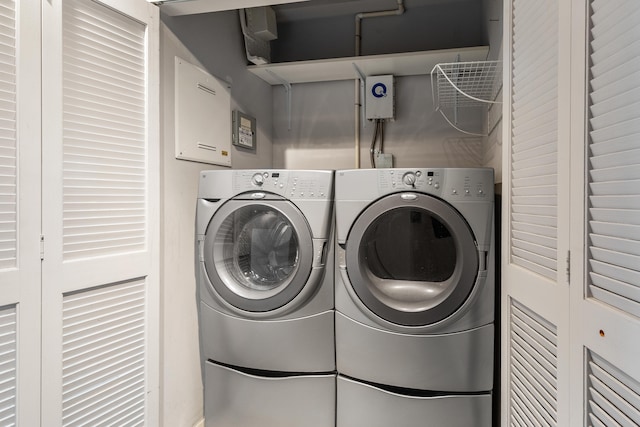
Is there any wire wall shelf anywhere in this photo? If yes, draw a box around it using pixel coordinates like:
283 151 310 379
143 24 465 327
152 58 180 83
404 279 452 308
430 60 502 136
431 60 502 108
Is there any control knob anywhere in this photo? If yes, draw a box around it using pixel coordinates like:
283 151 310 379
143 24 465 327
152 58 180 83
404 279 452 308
251 173 265 186
402 172 417 187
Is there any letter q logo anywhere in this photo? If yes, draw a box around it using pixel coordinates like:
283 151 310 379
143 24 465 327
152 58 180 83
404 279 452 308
371 82 387 98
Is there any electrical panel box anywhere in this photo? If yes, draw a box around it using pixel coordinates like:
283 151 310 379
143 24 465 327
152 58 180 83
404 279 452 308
375 153 394 168
232 110 257 150
365 75 395 120
175 57 231 166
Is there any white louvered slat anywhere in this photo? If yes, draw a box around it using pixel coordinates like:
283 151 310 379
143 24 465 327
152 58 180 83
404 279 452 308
62 280 146 427
587 0 640 317
587 351 640 426
0 0 15 271
510 0 559 280
62 0 147 261
509 300 558 426
0 305 16 426
512 230 557 250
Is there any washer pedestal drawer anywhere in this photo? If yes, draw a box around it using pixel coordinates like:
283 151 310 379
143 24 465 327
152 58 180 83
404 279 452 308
337 375 492 427
204 361 336 427
200 302 335 372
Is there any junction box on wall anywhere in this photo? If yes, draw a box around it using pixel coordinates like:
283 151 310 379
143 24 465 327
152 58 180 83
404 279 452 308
365 75 395 120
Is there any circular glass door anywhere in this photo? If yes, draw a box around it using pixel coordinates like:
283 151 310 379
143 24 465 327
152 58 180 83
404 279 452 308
345 193 478 326
203 200 313 312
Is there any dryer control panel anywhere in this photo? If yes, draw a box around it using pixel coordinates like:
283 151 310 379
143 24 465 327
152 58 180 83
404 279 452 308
378 169 442 194
376 168 493 201
442 169 493 201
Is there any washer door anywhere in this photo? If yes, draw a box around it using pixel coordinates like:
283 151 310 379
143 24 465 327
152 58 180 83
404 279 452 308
345 193 479 327
203 199 313 312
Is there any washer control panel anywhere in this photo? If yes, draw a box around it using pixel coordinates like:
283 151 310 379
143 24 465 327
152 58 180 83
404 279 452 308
233 170 332 200
377 168 493 200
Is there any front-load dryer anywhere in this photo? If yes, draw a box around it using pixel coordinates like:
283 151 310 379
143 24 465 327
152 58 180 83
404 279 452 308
196 169 335 427
334 168 495 427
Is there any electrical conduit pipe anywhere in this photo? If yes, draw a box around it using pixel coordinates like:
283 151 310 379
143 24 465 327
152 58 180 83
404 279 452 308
354 0 404 168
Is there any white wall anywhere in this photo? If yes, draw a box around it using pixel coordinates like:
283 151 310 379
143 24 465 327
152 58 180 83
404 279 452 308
482 0 504 184
159 15 273 427
272 76 485 170
485 85 503 184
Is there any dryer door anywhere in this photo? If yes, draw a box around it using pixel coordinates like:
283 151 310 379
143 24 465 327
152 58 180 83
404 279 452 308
203 199 313 312
345 193 479 327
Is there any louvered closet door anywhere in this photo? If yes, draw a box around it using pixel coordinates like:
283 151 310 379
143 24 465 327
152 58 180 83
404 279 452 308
501 0 572 425
41 0 159 425
570 0 640 423
0 1 42 425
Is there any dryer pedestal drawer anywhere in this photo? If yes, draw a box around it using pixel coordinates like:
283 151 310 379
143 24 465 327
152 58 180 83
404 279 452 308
337 375 492 427
335 312 494 391
204 361 336 427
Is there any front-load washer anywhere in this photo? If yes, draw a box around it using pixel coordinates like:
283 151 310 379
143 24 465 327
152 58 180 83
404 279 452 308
196 169 335 427
334 168 495 427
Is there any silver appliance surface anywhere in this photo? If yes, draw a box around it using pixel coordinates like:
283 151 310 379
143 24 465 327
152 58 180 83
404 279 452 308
334 167 495 425
196 169 335 370
337 375 492 427
196 169 336 426
205 362 336 427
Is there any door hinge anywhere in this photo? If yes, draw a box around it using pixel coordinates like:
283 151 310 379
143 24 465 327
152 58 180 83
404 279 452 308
565 250 570 284
40 235 45 260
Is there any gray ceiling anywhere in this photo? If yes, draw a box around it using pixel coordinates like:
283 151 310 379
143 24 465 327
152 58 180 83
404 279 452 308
269 0 489 62
273 0 474 22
